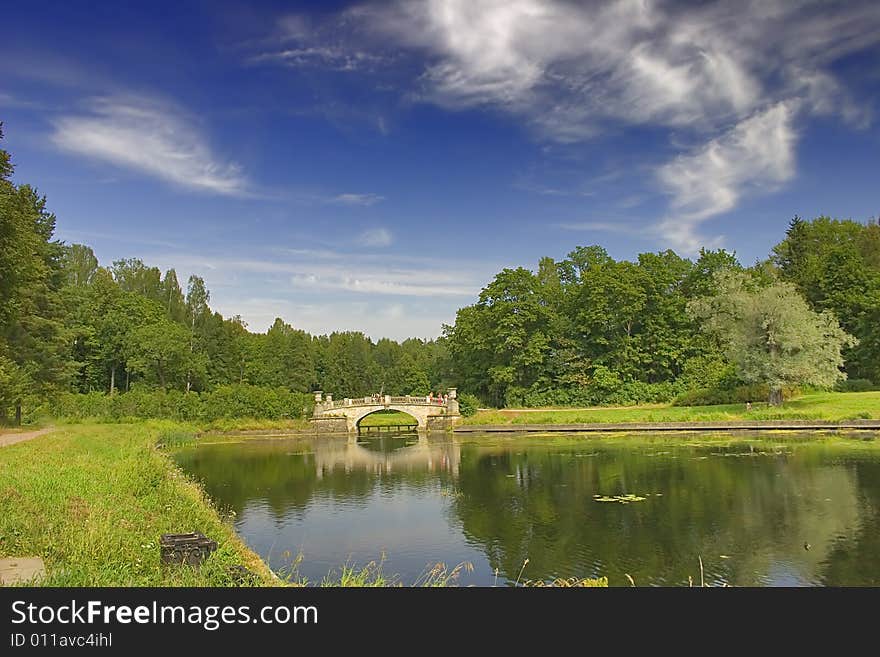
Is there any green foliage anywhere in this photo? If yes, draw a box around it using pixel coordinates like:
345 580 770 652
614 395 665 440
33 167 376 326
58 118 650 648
0 127 71 422
835 378 876 393
773 215 880 381
2 126 878 419
50 385 313 423
673 384 797 406
445 245 736 407
457 393 481 416
688 269 856 405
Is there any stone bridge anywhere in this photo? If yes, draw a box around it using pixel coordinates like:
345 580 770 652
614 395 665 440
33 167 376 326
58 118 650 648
310 389 461 433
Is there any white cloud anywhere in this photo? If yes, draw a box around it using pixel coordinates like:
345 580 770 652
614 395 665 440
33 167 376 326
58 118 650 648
655 102 798 253
209 296 452 341
356 0 877 133
353 0 768 136
558 221 646 237
138 247 500 339
51 96 248 196
360 227 393 247
145 249 493 300
330 192 385 206
250 46 385 71
251 0 880 250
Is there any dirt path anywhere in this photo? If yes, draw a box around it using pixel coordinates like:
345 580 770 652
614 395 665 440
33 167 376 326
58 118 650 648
0 426 54 448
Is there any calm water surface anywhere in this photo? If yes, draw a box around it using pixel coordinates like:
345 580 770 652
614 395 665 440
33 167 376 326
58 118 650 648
173 432 880 586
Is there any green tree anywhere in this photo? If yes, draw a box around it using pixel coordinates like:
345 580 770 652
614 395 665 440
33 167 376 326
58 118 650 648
446 267 555 405
688 270 856 405
127 319 191 388
161 269 186 323
772 215 880 380
185 275 210 392
0 126 70 422
61 244 98 287
111 258 163 301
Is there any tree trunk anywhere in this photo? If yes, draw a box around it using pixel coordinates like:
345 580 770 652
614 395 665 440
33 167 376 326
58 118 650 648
187 315 194 393
14 402 22 426
126 368 130 392
110 367 116 395
768 387 783 406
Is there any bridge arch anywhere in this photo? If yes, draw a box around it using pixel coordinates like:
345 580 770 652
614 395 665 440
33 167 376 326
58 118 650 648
350 405 430 430
356 408 420 430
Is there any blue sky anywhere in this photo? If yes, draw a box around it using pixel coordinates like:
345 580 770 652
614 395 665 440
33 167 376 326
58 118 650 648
2 0 879 340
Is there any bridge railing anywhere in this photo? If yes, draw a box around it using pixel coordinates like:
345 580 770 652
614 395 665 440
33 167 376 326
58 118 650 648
324 395 447 409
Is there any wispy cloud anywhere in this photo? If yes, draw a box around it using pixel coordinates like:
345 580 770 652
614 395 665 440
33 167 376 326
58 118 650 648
0 92 45 110
251 0 878 250
246 13 391 73
330 192 385 206
145 249 494 300
360 227 393 247
51 95 249 196
250 46 386 72
656 101 798 252
558 221 647 237
349 0 878 137
208 295 452 340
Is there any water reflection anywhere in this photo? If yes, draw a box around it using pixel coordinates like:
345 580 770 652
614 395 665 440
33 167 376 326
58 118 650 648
315 434 460 477
174 433 880 586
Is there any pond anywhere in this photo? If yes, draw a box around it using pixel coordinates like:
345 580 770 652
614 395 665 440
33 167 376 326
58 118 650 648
173 432 880 586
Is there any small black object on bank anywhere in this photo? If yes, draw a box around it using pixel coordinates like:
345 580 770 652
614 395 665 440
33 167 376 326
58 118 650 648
160 532 218 566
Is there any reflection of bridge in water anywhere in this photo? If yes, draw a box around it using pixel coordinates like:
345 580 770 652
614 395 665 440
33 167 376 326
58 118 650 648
312 435 461 478
310 389 462 433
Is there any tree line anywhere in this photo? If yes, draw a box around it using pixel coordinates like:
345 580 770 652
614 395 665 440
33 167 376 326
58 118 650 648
2 124 877 423
0 126 450 423
443 216 878 407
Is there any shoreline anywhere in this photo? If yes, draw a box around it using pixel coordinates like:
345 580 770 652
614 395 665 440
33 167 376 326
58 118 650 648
192 419 880 439
454 420 880 433
0 423 280 586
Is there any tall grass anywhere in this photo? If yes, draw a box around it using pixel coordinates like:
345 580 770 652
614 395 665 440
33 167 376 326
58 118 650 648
0 423 276 586
462 391 880 425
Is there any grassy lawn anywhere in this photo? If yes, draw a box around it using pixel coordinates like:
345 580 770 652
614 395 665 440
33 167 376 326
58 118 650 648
358 410 419 427
462 391 880 425
0 421 277 586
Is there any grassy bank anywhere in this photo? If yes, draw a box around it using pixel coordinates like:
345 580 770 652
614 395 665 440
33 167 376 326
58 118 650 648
358 410 419 427
57 416 312 434
0 421 276 586
462 391 880 426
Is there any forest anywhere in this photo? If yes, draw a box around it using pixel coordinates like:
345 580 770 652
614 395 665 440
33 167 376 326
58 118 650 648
2 125 879 423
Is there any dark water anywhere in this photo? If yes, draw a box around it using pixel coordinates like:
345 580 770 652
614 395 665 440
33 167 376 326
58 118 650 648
173 432 880 586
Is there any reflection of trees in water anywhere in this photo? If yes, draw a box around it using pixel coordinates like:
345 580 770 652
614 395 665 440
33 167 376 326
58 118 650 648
450 443 868 586
816 461 880 585
175 437 880 586
174 435 459 518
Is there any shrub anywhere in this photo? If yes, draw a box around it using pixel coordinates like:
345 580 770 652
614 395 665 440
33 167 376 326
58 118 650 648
835 378 876 392
49 384 314 423
514 380 686 408
457 393 482 417
673 384 800 406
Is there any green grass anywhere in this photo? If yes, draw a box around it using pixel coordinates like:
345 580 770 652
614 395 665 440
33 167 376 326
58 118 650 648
358 410 419 427
0 421 277 586
57 416 312 434
461 391 880 426
198 417 312 433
